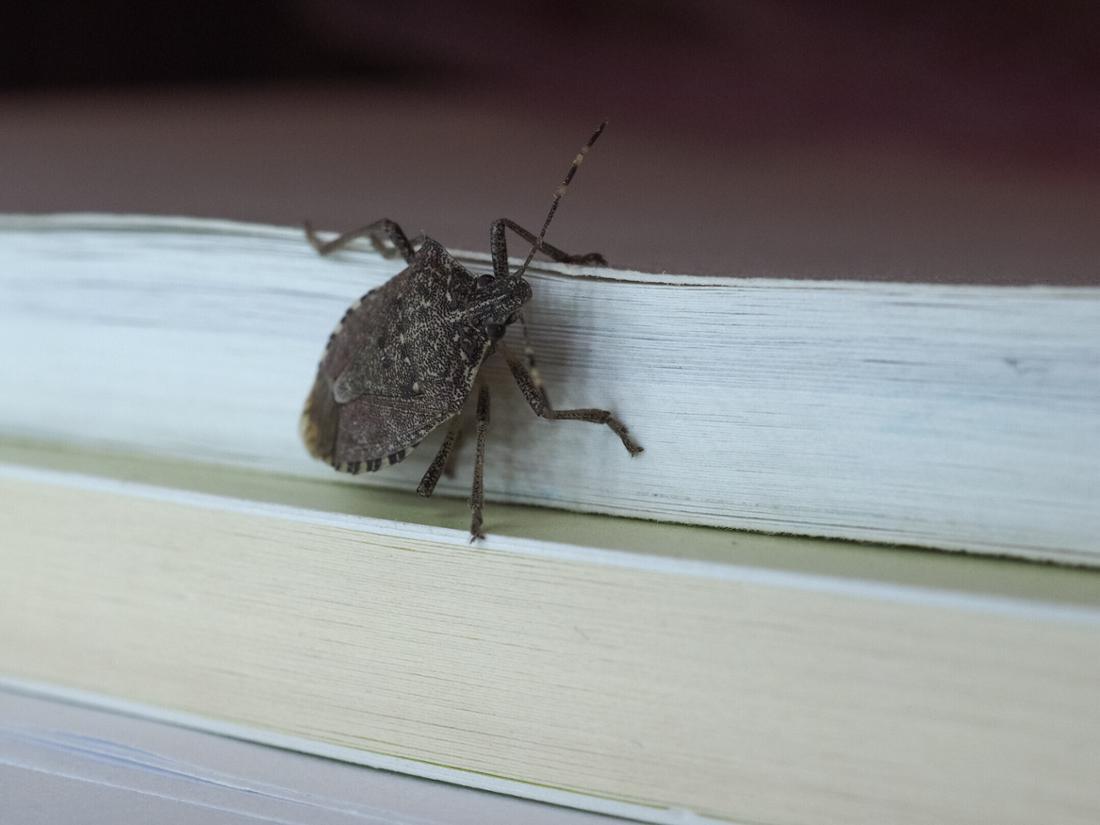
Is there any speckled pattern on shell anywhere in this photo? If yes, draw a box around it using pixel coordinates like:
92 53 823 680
301 239 528 472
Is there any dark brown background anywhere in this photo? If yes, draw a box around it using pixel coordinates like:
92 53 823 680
2 1 1098 282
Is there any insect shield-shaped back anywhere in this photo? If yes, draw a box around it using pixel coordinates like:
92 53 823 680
300 239 531 473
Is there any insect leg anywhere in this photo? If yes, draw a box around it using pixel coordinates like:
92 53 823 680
304 218 416 263
516 313 543 390
442 423 467 479
489 219 607 279
502 347 643 456
469 385 491 541
416 414 464 498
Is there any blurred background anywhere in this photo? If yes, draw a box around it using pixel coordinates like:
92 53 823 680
2 0 1098 281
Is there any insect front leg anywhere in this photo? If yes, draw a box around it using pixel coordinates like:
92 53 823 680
489 219 607 279
469 385 491 541
304 218 417 263
502 347 643 456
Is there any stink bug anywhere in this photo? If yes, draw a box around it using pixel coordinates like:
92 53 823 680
300 122 642 540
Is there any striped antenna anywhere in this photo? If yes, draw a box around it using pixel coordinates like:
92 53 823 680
512 121 607 280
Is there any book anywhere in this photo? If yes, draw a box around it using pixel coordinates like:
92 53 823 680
2 213 1099 563
3 440 1100 825
0 688 627 825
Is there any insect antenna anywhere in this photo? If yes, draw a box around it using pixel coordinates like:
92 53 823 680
512 120 607 282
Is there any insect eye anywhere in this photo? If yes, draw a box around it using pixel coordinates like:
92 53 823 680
476 274 495 290
486 323 506 340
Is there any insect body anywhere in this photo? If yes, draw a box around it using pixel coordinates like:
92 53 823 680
300 123 642 539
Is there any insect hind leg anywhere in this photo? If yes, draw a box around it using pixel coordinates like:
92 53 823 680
417 415 465 498
469 385 491 541
304 218 417 263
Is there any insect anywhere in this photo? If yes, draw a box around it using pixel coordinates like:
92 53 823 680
300 122 642 540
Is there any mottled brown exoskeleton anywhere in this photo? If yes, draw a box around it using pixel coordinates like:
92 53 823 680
300 123 642 539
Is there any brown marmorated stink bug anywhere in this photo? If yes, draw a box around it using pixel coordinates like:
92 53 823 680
300 122 642 540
